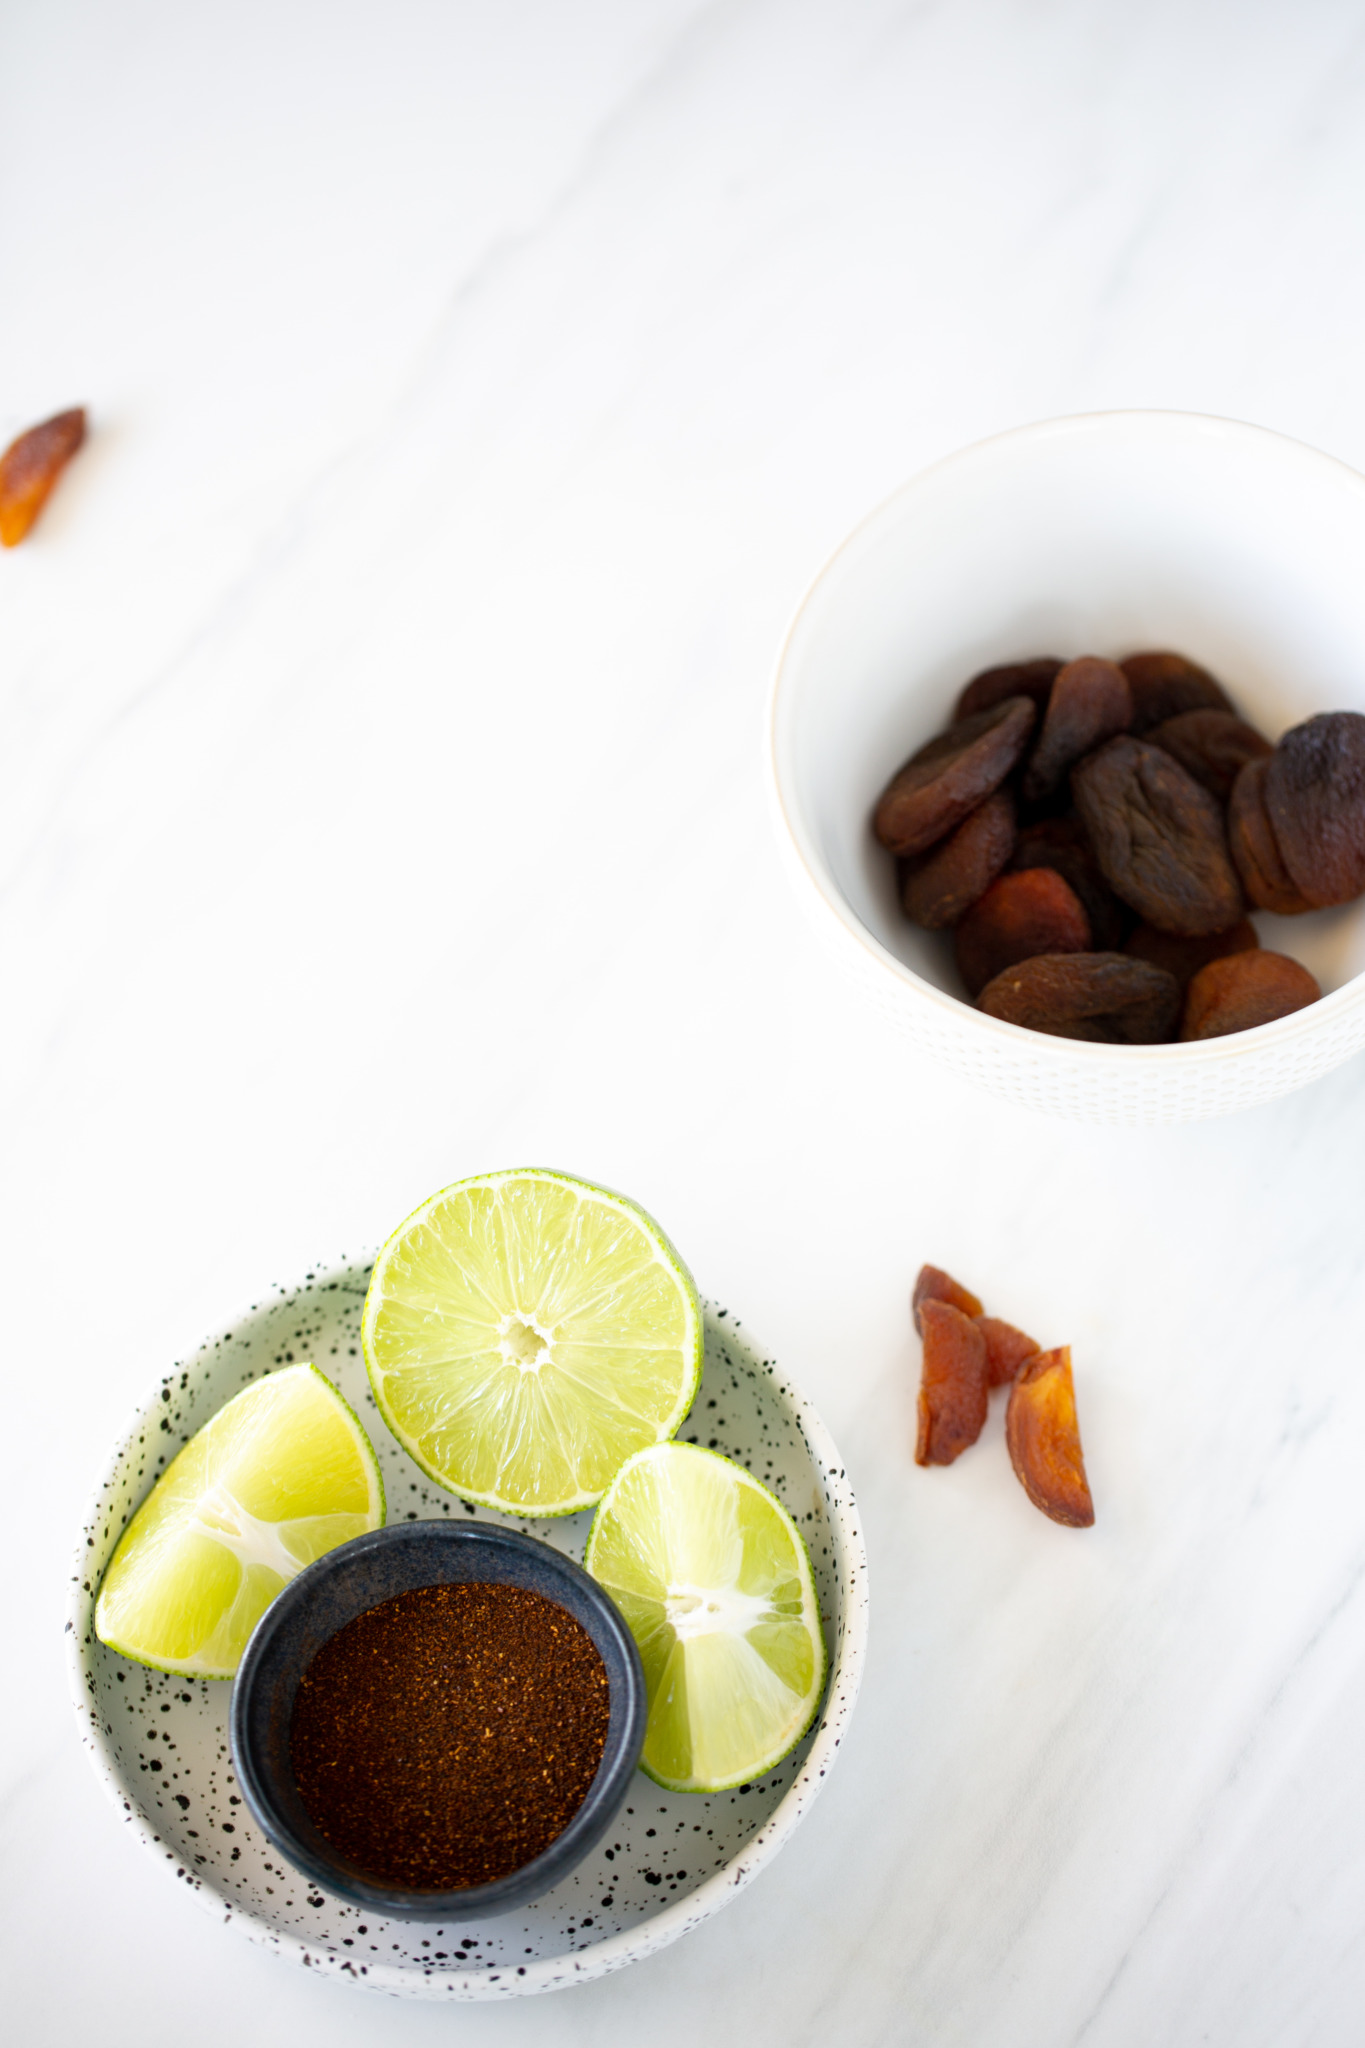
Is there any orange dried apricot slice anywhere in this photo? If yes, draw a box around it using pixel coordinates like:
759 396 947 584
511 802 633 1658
1005 1346 1094 1527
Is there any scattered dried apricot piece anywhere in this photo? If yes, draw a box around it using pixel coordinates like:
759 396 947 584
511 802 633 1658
1181 950 1321 1040
1144 709 1272 803
915 1300 989 1466
955 657 1062 721
1124 917 1259 990
1227 757 1315 914
900 788 1016 929
873 697 1036 857
1121 650 1233 732
1022 656 1132 802
1072 735 1244 935
977 951 1180 1042
1005 1346 1094 1527
912 1264 984 1334
1263 711 1365 907
0 407 87 547
955 867 1091 998
976 1316 1039 1388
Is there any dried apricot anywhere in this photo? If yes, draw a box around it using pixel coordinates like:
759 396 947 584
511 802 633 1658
977 951 1180 1042
976 1316 1039 1387
1124 918 1258 990
955 657 1062 721
1009 818 1127 950
912 1264 984 1334
873 697 1036 857
1072 736 1244 935
1121 650 1233 732
1005 1346 1094 1527
1145 709 1272 802
1227 757 1315 914
1022 656 1132 802
1263 711 1365 907
900 788 1015 929
955 868 1091 998
915 1300 989 1466
0 408 87 547
1181 950 1321 1040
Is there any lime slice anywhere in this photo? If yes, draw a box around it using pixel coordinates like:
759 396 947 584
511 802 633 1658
95 1365 384 1678
361 1169 702 1516
584 1441 827 1792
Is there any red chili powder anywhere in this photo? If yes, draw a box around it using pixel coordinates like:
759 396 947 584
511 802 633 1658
289 1581 610 1890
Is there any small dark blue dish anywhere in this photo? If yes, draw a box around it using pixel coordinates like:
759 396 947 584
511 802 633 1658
230 1520 646 1920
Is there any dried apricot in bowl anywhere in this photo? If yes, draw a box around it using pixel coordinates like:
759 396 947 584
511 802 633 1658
1227 757 1315 915
1263 711 1365 908
1072 736 1244 936
977 952 1180 1044
1022 656 1132 802
900 789 1016 929
1005 1347 1094 1528
954 868 1091 998
1181 950 1320 1040
1120 651 1233 733
873 698 1035 857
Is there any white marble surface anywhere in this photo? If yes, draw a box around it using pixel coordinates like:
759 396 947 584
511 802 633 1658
8 1 1365 2041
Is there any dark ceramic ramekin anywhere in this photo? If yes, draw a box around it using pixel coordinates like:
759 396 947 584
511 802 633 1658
229 1520 646 1920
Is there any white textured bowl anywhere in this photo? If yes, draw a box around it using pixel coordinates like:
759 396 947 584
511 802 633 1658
68 1259 867 2001
769 411 1365 1125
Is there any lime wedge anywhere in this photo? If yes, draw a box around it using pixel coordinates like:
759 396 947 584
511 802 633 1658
95 1365 384 1678
584 1441 827 1792
361 1169 702 1516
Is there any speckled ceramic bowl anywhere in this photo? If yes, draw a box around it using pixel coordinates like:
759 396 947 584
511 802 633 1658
68 1258 867 2001
231 1521 647 1919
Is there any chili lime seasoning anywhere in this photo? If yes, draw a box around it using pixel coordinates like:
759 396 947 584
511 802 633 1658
289 1581 610 1889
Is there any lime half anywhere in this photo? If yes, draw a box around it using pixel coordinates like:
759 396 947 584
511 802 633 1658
95 1365 384 1678
584 1441 827 1792
361 1169 703 1516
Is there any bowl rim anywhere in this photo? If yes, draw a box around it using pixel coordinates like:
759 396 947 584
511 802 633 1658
229 1518 648 1919
766 407 1365 1069
67 1257 869 1998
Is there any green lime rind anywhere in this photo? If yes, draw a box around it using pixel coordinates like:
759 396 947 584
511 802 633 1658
585 1440 828 1794
361 1169 703 1518
94 1364 385 1680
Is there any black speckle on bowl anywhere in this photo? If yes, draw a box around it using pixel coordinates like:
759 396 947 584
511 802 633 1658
229 1520 646 1920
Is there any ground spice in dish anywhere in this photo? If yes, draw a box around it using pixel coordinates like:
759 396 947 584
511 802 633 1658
289 1581 610 1890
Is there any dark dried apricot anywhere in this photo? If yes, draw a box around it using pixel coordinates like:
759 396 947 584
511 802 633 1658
955 868 1091 998
874 698 1036 857
1124 918 1258 990
915 1300 989 1466
912 1264 984 1334
1121 650 1234 732
0 407 86 547
1263 712 1365 907
1181 950 1321 1040
900 788 1015 929
976 1316 1039 1387
977 951 1180 1042
1022 656 1132 802
1072 736 1243 935
1006 1347 1094 1527
1009 817 1127 950
955 657 1062 721
1145 709 1272 803
1228 757 1315 914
